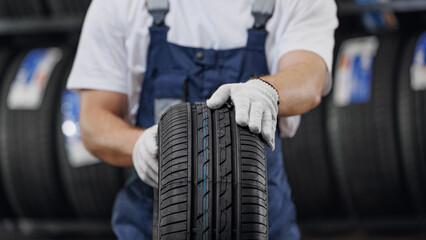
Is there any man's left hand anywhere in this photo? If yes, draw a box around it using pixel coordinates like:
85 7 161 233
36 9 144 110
207 79 279 150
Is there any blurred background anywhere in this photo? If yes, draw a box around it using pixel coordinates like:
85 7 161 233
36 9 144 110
1 0 426 239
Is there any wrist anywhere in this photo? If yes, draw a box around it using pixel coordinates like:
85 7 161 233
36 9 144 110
131 129 145 161
248 78 280 105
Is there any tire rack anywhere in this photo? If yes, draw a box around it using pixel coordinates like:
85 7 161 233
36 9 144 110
0 1 124 238
283 0 426 236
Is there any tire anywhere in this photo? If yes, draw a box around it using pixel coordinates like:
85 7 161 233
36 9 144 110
326 34 409 218
6 0 45 18
281 104 342 220
157 102 269 240
0 48 14 218
45 0 67 16
0 0 7 18
0 47 72 218
396 33 426 215
55 59 124 219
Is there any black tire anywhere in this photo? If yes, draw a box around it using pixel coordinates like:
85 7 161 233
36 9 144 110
326 34 409 217
0 47 72 218
6 0 45 18
55 59 123 219
396 33 426 215
157 102 269 240
0 0 7 18
281 104 342 220
0 48 14 218
45 0 67 16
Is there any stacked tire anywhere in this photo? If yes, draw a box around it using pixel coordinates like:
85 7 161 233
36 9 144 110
56 57 123 219
157 103 269 239
326 34 410 218
0 46 73 218
396 32 426 216
0 45 123 219
0 48 14 218
281 105 342 220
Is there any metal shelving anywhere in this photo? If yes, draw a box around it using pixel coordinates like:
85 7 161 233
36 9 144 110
337 0 426 15
0 16 84 35
0 1 425 35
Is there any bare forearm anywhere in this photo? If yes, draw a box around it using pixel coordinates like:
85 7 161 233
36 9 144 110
80 108 142 166
262 51 327 117
79 90 143 167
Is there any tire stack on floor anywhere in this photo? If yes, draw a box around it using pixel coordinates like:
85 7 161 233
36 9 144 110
0 46 73 218
281 105 342 221
396 32 426 216
326 34 410 218
55 55 123 219
0 45 124 220
281 31 426 227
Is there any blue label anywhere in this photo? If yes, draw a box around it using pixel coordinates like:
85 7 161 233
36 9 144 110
8 47 63 110
61 90 81 140
61 90 81 139
410 32 426 91
356 0 398 31
61 89 100 167
334 37 378 107
18 49 48 85
413 33 426 65
349 54 374 104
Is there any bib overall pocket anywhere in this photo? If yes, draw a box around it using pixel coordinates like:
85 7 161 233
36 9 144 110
153 71 187 123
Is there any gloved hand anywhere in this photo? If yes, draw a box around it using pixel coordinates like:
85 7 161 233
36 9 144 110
207 79 279 150
132 124 159 188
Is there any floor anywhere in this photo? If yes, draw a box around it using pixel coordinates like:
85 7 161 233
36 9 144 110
2 219 426 240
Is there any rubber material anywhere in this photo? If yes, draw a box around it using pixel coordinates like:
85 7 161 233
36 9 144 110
0 47 72 218
55 58 123 219
326 34 409 217
282 104 342 220
396 33 426 215
157 102 269 240
3 0 45 18
46 0 91 16
0 48 13 218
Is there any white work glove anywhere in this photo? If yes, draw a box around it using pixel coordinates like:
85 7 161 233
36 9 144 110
132 124 159 188
207 79 279 150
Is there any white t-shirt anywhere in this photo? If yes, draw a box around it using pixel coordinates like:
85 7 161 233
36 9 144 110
67 0 338 137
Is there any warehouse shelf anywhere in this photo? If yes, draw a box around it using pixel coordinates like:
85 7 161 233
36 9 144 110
0 1 425 35
338 0 426 15
0 16 84 35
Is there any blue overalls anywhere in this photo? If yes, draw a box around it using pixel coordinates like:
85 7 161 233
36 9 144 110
112 1 300 239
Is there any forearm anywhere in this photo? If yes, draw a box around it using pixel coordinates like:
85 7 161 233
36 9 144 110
80 108 142 167
262 50 327 117
79 90 143 167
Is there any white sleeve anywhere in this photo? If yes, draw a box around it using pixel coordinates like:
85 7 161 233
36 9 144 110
269 0 339 95
67 0 128 94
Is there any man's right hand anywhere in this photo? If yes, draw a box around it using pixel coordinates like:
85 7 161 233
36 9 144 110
132 124 159 188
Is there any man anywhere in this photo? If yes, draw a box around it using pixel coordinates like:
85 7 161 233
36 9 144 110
67 0 338 239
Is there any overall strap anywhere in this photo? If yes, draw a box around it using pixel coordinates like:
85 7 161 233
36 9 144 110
252 0 275 29
147 0 169 26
